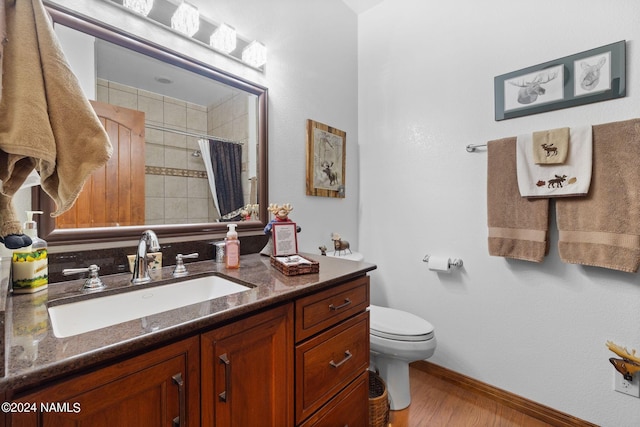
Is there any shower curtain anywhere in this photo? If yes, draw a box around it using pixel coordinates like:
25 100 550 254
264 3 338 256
198 138 244 218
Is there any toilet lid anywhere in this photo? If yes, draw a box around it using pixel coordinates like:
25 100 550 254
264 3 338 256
369 305 434 342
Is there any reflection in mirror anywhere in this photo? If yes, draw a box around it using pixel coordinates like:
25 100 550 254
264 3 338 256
35 5 268 245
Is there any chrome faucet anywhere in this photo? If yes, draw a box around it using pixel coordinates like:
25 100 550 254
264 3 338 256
131 230 161 284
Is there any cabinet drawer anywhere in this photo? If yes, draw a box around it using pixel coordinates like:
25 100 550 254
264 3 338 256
295 275 369 342
298 372 368 427
295 311 369 423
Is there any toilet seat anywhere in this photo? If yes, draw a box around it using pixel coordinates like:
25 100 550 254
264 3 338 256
369 305 434 342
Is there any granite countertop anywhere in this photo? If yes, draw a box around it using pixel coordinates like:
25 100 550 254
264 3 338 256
1 253 376 396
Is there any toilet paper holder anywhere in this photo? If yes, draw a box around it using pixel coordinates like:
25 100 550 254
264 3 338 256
422 255 463 269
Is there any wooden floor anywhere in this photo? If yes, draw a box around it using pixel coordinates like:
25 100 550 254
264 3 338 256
387 365 553 427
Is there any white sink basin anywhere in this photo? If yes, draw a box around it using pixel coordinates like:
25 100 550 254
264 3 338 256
48 275 250 338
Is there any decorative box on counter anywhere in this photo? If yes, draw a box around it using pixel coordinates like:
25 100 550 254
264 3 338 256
270 255 319 276
269 221 319 276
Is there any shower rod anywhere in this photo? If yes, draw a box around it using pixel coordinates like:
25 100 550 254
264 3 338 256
145 123 241 144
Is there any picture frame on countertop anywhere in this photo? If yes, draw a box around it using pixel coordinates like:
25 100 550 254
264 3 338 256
494 40 626 121
271 222 298 256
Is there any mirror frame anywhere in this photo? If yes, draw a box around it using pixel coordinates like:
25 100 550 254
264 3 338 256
35 3 268 245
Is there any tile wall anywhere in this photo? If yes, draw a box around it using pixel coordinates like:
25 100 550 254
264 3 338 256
96 79 250 224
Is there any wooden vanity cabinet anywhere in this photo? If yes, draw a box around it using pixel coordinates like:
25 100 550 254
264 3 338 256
6 274 370 427
294 276 370 426
200 303 294 427
10 336 200 427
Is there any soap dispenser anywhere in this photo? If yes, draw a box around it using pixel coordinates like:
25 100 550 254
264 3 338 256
225 223 240 269
11 211 48 293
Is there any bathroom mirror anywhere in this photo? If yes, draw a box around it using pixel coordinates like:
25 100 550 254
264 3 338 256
34 4 268 245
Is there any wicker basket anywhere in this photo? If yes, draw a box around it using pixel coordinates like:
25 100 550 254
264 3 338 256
369 370 390 427
270 256 319 276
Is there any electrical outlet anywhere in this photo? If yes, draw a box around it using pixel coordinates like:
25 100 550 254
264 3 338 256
614 371 640 397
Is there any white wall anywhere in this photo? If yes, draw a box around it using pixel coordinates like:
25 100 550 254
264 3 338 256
358 1 640 426
54 25 96 99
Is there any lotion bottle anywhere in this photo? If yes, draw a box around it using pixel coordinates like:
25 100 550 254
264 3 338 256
225 223 240 269
12 211 48 293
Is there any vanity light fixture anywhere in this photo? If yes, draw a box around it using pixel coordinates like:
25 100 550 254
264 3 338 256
242 40 267 68
123 0 154 16
171 1 200 37
110 0 267 71
209 23 236 54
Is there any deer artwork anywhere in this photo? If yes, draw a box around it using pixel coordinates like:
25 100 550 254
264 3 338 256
330 232 351 256
540 143 558 157
579 57 607 91
548 174 567 188
321 161 339 186
509 71 558 104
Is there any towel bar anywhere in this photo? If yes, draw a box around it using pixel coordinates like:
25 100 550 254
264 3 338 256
466 143 487 152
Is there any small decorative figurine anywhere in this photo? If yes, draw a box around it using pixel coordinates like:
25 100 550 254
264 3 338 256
240 204 251 221
240 203 261 221
264 203 294 234
319 245 327 256
330 232 351 256
261 203 300 256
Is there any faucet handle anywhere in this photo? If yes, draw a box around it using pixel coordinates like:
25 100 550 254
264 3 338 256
172 253 199 277
62 264 105 291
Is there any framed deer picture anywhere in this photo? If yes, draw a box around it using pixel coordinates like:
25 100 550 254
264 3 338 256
306 119 346 198
494 40 625 120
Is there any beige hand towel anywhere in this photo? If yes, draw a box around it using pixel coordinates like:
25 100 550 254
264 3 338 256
516 126 592 198
0 0 112 216
556 118 640 273
532 127 569 164
487 137 549 262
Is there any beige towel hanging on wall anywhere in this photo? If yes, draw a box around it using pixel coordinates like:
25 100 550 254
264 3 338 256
487 137 549 262
0 0 112 243
556 118 640 273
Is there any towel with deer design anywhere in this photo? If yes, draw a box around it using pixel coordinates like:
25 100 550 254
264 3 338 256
516 125 592 198
532 127 569 164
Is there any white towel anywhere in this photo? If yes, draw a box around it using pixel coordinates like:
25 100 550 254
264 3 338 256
516 125 592 198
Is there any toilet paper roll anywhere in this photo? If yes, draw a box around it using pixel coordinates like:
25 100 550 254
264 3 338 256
428 256 451 273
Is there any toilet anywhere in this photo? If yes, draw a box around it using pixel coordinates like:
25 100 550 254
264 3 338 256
326 251 437 410
369 304 436 410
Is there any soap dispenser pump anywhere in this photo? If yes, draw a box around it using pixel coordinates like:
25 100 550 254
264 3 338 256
225 223 240 269
11 211 48 293
24 211 46 247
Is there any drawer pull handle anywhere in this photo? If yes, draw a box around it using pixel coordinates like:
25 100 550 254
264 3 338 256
329 298 351 311
219 353 231 402
329 350 352 368
171 373 185 427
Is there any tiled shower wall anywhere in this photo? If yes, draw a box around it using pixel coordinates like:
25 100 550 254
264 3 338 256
96 78 249 224
208 92 252 207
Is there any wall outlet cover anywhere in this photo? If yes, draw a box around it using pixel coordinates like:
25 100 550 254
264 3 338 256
614 371 640 397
